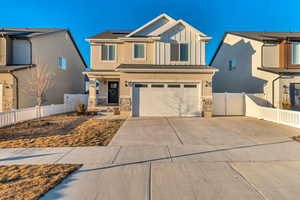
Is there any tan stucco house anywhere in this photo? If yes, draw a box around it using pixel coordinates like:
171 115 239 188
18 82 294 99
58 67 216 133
211 32 300 109
84 13 218 117
0 28 86 111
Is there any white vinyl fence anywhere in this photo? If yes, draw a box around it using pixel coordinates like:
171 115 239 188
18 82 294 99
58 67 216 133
245 94 300 128
0 103 76 128
64 94 88 107
213 93 245 116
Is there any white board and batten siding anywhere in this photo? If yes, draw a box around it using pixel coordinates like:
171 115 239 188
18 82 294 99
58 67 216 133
155 25 205 65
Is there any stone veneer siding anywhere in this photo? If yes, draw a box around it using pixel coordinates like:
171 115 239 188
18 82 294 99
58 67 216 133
99 98 107 106
120 97 131 111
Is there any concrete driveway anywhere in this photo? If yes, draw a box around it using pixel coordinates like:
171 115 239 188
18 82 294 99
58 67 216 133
3 116 300 200
110 117 299 146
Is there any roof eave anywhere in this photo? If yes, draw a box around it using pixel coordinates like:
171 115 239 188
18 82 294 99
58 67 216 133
115 68 218 73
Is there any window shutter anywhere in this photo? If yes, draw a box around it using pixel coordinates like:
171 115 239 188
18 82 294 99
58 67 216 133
170 43 179 61
101 45 107 60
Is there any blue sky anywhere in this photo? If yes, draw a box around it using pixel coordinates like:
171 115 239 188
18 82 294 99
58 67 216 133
0 0 297 66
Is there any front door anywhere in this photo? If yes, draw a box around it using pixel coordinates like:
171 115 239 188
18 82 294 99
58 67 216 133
108 81 119 104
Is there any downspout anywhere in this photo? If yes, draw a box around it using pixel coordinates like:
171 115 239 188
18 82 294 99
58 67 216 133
272 74 281 108
10 72 19 109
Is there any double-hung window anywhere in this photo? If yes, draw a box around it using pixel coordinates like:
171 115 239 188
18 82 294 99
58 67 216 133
133 44 145 59
101 44 115 61
291 42 300 65
170 43 188 61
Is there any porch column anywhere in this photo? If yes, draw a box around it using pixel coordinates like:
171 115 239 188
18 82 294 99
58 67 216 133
202 79 213 118
88 77 98 108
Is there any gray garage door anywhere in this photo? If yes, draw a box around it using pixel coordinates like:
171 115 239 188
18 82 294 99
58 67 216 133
132 83 202 117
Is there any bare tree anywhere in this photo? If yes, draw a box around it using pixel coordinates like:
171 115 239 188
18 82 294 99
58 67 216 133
25 65 53 106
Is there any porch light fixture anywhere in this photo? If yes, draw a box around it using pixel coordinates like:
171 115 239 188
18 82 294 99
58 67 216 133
205 81 212 87
283 85 288 94
125 81 133 87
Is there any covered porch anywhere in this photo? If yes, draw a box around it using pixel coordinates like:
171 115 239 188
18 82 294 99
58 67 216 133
84 70 122 111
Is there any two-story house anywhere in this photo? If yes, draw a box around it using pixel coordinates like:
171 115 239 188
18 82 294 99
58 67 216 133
0 28 86 111
84 14 218 117
211 32 300 110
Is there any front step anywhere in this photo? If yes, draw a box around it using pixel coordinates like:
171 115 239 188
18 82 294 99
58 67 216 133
88 106 120 115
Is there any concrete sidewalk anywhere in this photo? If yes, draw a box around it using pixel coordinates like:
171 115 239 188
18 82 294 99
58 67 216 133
2 141 300 166
0 141 300 199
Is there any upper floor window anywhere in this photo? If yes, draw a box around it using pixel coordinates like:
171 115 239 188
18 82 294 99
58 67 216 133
101 44 115 61
133 44 145 59
292 42 300 65
170 43 188 61
59 57 67 70
229 59 237 71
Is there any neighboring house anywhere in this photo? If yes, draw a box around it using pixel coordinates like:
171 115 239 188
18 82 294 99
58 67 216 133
211 32 300 109
0 28 86 111
84 13 218 117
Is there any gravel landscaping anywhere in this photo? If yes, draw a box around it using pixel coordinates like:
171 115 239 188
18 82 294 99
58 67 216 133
0 164 81 200
0 113 125 148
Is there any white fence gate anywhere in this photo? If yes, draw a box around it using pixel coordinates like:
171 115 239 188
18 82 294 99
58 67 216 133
64 94 88 106
213 93 245 116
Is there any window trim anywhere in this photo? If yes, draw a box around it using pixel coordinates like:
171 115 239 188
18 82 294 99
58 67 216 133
228 59 237 71
58 57 67 70
170 43 189 62
291 42 300 65
100 44 117 62
132 43 146 60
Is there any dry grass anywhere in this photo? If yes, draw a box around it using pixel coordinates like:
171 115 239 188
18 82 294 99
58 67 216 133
0 164 81 200
0 113 125 148
0 113 91 141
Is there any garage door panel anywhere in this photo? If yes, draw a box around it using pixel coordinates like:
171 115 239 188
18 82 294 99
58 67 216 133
133 83 202 117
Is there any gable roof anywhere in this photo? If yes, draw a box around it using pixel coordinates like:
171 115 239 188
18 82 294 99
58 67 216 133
228 31 300 42
209 31 300 66
87 13 209 41
152 19 208 38
0 28 87 69
126 13 176 37
87 30 133 40
0 28 65 38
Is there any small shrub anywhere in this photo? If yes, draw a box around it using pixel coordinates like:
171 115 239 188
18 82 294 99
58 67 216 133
76 104 86 115
113 107 120 115
282 103 292 110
